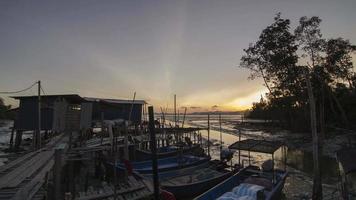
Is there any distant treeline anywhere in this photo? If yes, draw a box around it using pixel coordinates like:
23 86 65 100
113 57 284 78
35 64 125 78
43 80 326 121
189 111 245 115
0 98 15 120
241 13 356 132
162 111 246 115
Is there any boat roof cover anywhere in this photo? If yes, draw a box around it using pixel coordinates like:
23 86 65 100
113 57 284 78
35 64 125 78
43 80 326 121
228 139 284 154
336 148 356 174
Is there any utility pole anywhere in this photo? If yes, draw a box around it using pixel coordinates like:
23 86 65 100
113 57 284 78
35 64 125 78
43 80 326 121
37 80 41 149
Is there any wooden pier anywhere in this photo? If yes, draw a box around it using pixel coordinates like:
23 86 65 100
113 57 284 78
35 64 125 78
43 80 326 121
0 134 69 200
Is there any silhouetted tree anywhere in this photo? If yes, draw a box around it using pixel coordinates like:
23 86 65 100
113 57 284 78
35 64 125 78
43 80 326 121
241 13 356 200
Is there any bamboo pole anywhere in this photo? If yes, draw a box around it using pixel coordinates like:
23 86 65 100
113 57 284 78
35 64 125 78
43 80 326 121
181 107 187 128
128 92 136 123
174 95 176 127
238 129 241 166
219 114 222 152
207 114 210 156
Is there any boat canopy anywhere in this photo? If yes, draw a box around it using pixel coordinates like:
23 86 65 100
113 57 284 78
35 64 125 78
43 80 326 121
228 139 284 154
336 148 356 175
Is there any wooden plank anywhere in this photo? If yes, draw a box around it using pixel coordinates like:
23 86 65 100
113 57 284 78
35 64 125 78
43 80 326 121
0 151 39 174
12 160 54 200
7 151 53 188
77 191 114 200
0 150 53 188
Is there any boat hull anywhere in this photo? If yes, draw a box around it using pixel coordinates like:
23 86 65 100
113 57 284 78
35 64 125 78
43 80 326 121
135 144 201 161
194 166 288 200
162 171 232 199
116 155 210 174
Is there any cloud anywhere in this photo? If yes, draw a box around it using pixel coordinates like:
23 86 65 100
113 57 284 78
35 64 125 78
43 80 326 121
211 105 219 109
189 106 201 109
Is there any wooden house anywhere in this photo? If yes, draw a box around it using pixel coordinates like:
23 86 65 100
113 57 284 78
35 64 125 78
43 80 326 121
12 94 87 132
83 97 146 124
11 95 146 132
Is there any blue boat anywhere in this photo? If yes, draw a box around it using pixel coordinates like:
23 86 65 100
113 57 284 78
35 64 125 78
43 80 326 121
194 166 287 200
144 161 233 199
195 139 288 200
116 155 210 174
135 144 202 161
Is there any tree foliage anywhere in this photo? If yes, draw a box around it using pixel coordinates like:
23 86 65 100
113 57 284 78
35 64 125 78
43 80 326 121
242 14 356 131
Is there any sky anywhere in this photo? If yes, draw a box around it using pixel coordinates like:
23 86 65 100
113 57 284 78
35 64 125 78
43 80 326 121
0 0 355 112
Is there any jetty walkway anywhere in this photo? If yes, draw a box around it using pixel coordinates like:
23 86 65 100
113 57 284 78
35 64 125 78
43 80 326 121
0 134 69 200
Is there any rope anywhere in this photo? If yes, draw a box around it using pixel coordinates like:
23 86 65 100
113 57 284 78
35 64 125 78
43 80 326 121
0 82 38 94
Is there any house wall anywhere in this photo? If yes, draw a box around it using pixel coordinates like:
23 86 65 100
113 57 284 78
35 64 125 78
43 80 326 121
52 98 67 132
15 98 54 130
91 102 142 123
80 102 93 129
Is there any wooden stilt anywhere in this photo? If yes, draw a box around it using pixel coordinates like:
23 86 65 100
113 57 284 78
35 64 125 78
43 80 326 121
148 106 159 200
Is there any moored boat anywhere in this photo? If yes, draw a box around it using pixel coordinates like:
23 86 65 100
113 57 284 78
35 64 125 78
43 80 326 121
116 155 210 174
144 161 234 199
194 166 287 200
195 139 288 200
135 144 202 161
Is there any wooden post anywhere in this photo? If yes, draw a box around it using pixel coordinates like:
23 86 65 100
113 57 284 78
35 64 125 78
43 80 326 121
174 94 176 127
100 112 104 145
14 130 23 150
9 127 14 150
284 146 287 171
207 114 210 156
272 153 275 184
124 122 129 160
238 129 241 166
181 107 187 128
128 92 136 123
148 106 160 200
248 150 251 165
305 70 322 199
219 114 222 152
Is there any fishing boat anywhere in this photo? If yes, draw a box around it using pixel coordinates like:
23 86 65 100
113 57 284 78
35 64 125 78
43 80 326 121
135 144 202 161
195 139 288 200
116 155 210 174
144 161 234 199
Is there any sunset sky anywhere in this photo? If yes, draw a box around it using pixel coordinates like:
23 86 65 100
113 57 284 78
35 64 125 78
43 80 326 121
0 0 355 112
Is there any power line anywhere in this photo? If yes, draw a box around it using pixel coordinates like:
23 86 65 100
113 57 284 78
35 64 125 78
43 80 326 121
0 82 38 94
40 85 46 95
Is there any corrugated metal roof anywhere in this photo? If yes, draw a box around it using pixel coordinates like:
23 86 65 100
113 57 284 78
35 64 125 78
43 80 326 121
11 95 147 104
228 139 284 154
11 94 84 103
83 97 146 104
